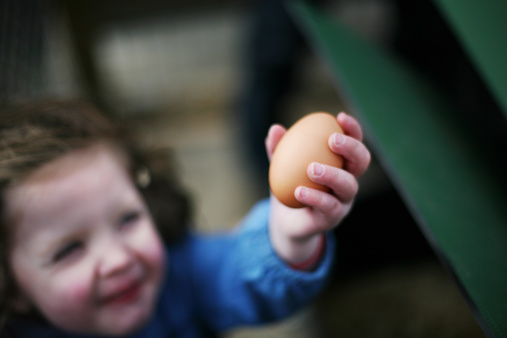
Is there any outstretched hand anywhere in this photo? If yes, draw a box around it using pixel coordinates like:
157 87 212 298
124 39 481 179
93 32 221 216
266 112 371 264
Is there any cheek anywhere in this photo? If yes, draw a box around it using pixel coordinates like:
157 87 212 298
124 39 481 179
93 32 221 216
11 257 93 317
131 222 166 274
36 273 94 326
60 279 91 304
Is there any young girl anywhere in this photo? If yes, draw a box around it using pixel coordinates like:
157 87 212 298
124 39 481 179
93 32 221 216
0 100 370 337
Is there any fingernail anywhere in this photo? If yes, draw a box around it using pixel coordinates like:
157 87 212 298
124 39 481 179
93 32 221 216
333 133 345 146
311 163 324 177
296 186 308 198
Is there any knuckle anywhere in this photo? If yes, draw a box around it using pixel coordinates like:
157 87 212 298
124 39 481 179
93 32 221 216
340 174 358 201
328 199 343 220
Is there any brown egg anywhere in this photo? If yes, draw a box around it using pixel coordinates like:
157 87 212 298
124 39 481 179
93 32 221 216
269 112 344 208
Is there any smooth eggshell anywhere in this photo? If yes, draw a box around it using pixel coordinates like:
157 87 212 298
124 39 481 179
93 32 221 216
269 112 344 208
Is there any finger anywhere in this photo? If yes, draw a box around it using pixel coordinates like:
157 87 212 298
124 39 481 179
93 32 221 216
307 163 358 203
329 133 371 178
265 124 286 161
337 112 363 141
294 186 344 226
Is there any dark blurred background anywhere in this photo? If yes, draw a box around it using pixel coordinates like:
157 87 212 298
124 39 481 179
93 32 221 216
1 0 489 337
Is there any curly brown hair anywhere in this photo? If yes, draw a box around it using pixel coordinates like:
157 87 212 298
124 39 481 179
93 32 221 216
0 99 192 334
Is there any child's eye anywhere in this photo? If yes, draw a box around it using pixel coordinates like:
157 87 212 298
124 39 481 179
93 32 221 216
53 241 83 263
119 210 141 229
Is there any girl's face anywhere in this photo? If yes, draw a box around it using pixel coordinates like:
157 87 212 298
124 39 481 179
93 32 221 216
6 144 165 336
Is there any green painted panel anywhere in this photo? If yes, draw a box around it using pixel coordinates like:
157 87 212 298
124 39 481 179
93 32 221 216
288 1 507 336
433 0 507 120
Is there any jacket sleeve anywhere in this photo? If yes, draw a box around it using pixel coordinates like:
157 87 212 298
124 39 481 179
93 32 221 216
188 198 336 332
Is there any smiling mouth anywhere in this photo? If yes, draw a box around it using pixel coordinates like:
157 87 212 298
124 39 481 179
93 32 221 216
102 282 142 306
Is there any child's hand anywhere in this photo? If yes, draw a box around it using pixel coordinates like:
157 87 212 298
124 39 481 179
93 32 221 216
265 112 371 266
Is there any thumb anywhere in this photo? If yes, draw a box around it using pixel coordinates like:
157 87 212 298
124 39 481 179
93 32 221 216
265 124 286 161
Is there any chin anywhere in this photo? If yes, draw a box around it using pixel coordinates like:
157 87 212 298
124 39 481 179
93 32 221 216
97 293 158 336
100 308 153 336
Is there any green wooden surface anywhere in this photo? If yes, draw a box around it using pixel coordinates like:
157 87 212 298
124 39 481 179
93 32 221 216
288 1 507 337
433 0 507 120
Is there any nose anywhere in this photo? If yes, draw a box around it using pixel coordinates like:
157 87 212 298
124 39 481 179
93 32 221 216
97 239 134 277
